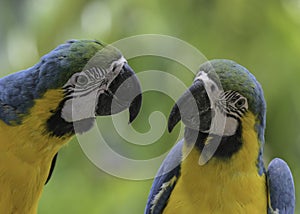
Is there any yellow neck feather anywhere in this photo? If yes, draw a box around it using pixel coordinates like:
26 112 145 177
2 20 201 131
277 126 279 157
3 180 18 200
0 89 72 213
163 112 267 213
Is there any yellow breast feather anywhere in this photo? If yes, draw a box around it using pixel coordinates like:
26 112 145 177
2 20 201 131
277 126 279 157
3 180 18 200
0 89 71 214
163 112 267 214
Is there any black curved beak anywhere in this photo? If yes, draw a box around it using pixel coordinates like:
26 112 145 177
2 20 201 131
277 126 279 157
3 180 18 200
168 79 212 132
96 63 142 123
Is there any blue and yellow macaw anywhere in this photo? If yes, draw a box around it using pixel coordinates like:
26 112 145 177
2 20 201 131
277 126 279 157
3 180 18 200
0 40 142 213
145 59 295 213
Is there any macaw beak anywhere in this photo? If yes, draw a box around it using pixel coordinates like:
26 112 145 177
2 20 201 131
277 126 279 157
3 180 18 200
168 79 212 132
96 63 142 123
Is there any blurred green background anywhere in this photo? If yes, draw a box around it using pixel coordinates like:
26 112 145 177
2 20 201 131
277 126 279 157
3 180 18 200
1 0 300 213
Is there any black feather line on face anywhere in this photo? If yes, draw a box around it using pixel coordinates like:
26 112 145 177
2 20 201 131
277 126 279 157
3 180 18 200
185 121 243 159
46 97 94 137
46 98 75 137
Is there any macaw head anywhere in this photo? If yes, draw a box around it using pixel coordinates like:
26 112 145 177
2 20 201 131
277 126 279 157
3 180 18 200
168 59 266 160
2 40 142 136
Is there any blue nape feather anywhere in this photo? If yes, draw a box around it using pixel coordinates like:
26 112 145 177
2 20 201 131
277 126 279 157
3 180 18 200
0 64 41 125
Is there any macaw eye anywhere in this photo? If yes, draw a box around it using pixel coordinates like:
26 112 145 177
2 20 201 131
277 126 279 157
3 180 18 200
75 75 88 86
235 98 246 108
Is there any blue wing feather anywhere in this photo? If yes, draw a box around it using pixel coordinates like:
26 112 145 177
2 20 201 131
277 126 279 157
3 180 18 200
267 158 295 214
144 140 184 214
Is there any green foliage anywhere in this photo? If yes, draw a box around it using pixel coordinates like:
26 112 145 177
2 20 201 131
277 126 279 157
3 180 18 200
1 0 299 213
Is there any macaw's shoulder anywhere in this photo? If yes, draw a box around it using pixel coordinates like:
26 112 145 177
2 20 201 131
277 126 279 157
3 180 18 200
145 140 183 214
267 158 295 214
0 100 20 125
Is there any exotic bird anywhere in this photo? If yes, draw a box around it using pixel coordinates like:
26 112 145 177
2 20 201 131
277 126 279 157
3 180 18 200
0 40 142 213
145 59 295 213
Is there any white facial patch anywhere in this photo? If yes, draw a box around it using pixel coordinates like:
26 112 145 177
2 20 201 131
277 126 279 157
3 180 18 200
61 56 127 122
61 90 99 122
